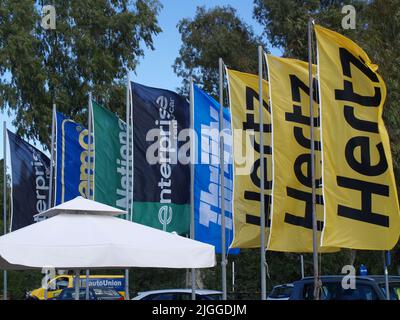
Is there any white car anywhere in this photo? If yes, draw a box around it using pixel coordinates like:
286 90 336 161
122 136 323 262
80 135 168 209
132 289 223 300
267 284 294 300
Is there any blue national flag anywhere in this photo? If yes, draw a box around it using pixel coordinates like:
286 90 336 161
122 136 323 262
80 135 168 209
55 112 92 204
193 85 238 255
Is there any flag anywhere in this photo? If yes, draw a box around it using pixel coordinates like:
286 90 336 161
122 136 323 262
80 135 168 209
315 25 400 249
7 130 50 231
193 84 239 254
92 101 132 212
266 55 336 253
131 82 190 234
226 69 271 248
55 112 93 204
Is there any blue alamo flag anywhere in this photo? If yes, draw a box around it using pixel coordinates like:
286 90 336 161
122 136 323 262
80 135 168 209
55 112 93 204
193 85 238 255
7 130 50 231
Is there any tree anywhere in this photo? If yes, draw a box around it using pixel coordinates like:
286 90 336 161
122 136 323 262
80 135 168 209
173 6 264 97
0 0 161 147
253 0 367 60
357 0 400 176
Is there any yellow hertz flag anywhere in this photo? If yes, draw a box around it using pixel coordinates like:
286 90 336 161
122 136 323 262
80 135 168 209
227 69 271 248
266 55 336 253
315 25 400 250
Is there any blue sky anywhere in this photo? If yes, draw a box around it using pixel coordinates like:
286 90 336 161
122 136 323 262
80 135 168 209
1 0 281 159
129 0 281 89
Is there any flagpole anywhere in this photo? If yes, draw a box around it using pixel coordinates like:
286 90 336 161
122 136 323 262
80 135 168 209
258 45 267 301
189 77 196 300
307 17 320 300
125 75 130 300
45 104 55 301
129 81 134 223
87 92 92 199
126 77 131 222
383 251 390 300
2 121 7 300
48 104 56 209
128 76 134 300
74 269 80 301
219 57 227 300
232 261 235 295
85 93 93 300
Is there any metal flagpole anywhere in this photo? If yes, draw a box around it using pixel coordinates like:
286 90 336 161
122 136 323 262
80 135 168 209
85 93 93 300
88 92 93 199
129 81 134 224
85 269 90 300
129 82 135 301
219 58 227 300
126 77 131 222
232 261 235 295
48 104 56 209
307 17 320 300
258 45 267 301
383 251 390 300
125 76 131 300
74 270 80 301
189 77 196 300
3 121 7 300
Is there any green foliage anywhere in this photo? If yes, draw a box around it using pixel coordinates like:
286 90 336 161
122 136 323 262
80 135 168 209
0 0 161 147
173 6 264 98
253 0 367 60
0 270 43 299
357 0 400 177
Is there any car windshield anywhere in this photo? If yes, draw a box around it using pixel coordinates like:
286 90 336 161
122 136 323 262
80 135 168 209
55 280 69 290
378 282 400 300
59 289 91 300
303 282 379 300
93 288 120 298
270 286 293 298
198 293 222 300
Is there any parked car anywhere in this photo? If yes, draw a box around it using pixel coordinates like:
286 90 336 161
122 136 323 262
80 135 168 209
26 274 126 300
55 287 124 300
132 289 223 300
267 283 294 300
290 275 400 300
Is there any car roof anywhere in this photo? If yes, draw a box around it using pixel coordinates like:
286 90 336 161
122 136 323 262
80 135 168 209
299 275 400 282
136 289 222 296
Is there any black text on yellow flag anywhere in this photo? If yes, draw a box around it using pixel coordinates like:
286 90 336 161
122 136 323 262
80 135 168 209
266 55 337 253
227 69 271 248
315 25 400 250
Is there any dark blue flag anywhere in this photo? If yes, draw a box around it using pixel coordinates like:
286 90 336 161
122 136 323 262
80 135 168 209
7 130 50 231
55 112 92 204
193 85 238 255
131 81 190 234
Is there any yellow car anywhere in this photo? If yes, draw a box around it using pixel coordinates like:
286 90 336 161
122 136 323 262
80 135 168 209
27 274 126 300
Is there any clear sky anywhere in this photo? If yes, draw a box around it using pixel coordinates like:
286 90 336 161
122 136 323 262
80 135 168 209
1 0 281 160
